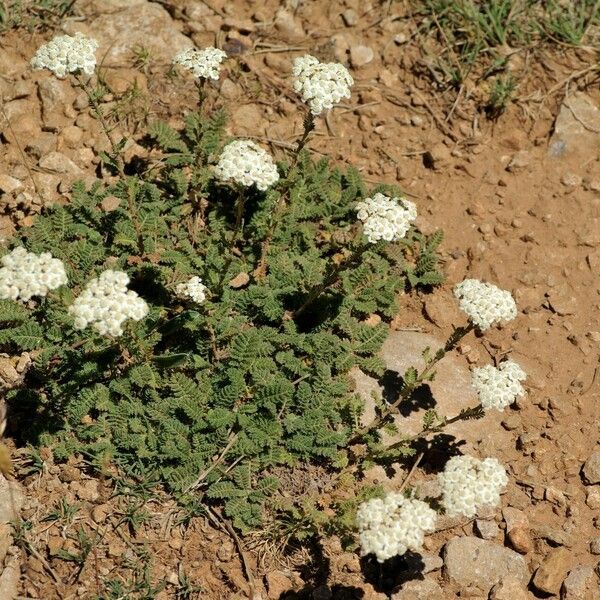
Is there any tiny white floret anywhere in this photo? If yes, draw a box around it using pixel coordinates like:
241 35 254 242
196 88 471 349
438 455 508 518
0 247 67 301
292 55 354 115
175 276 208 305
173 46 227 81
471 360 526 411
355 193 417 244
31 33 98 78
68 270 148 337
356 493 436 562
213 140 279 191
453 279 517 331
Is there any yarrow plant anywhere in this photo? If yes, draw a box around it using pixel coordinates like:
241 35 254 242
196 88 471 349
471 360 526 411
356 493 437 562
438 455 508 518
213 139 280 191
173 46 227 81
68 270 149 337
2 36 527 566
454 278 517 331
30 32 98 78
175 276 208 305
0 247 67 301
292 54 354 116
356 193 417 244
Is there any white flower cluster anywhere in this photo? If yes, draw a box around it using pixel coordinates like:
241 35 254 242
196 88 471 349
453 279 517 331
175 276 208 304
471 360 526 411
0 247 67 301
173 46 227 81
30 33 98 79
69 270 148 337
213 140 279 191
292 55 354 115
355 193 417 244
356 493 437 563
438 455 508 518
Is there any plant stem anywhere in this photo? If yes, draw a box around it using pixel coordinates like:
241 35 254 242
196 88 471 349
74 73 125 177
292 244 369 320
348 321 475 443
195 78 207 109
217 187 247 292
292 112 315 166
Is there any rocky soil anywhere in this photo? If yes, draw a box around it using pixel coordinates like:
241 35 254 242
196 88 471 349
0 0 599 598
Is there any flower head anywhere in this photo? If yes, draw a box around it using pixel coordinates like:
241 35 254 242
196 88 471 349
0 247 67 301
68 270 148 337
175 276 208 304
292 55 353 115
438 455 508 518
453 279 517 331
355 193 417 244
173 47 227 81
31 33 98 78
471 360 526 411
356 493 437 562
213 140 279 190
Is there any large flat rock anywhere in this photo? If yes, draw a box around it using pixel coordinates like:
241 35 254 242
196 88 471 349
66 0 192 66
351 330 507 450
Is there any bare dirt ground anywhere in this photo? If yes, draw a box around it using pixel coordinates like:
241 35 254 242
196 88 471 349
0 0 599 598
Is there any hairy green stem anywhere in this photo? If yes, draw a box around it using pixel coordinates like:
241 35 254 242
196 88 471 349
217 188 247 292
292 112 315 165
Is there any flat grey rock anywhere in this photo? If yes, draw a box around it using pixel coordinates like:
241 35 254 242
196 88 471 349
443 536 529 594
549 93 600 159
66 0 192 65
351 330 506 449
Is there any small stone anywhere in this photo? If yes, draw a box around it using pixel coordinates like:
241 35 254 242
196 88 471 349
350 45 374 67
168 537 182 550
0 174 24 195
586 487 600 509
0 553 20 599
489 576 531 600
503 507 529 531
547 286 578 316
391 578 443 600
532 547 572 595
424 143 451 170
342 9 358 26
561 566 595 599
508 527 534 554
75 479 99 502
265 570 293 599
561 173 582 187
582 452 600 484
274 9 305 42
229 272 250 289
475 519 499 540
0 475 24 523
545 486 567 507
101 196 121 212
507 150 531 172
216 539 234 562
38 151 84 177
91 504 109 524
590 538 600 555
443 537 529 594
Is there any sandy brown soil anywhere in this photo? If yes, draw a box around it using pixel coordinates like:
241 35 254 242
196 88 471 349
0 0 599 598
